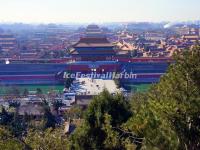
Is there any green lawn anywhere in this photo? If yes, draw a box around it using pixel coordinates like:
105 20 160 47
0 85 64 95
0 84 151 96
124 84 152 93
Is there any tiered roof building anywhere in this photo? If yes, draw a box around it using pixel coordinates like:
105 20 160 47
70 25 116 61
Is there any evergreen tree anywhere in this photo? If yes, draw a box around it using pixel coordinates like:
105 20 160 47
124 46 200 149
0 107 12 126
0 126 25 150
42 100 56 129
69 90 132 150
25 128 69 150
23 89 29 97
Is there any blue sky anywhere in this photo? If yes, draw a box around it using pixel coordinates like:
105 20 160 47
0 0 199 23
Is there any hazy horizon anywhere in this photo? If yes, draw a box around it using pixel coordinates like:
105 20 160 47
0 0 200 23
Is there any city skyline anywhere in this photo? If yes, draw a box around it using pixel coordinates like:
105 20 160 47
0 0 200 23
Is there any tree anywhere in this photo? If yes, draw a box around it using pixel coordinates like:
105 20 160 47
64 78 74 89
25 128 69 150
36 88 43 95
5 87 20 97
63 105 84 121
0 106 27 138
12 87 21 97
42 100 56 129
150 46 200 149
124 94 179 150
0 107 13 126
23 89 29 97
69 90 132 150
10 112 27 137
52 99 64 115
123 46 200 149
0 126 25 150
36 88 46 100
9 101 20 110
114 79 121 89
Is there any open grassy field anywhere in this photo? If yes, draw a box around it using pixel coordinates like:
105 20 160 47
124 84 152 93
0 83 151 96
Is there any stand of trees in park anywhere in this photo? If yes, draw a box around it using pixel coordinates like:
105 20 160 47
0 46 200 149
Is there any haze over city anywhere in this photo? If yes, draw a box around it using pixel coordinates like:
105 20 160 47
0 0 200 23
0 0 200 149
